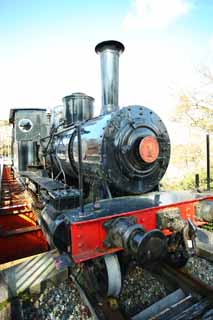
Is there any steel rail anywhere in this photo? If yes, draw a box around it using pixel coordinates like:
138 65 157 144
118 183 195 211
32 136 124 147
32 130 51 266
71 261 213 320
159 263 213 301
70 274 100 320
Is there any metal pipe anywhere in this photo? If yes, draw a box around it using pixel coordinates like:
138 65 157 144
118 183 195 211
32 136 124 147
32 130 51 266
77 124 84 214
95 40 124 115
206 134 210 191
195 173 200 191
55 153 67 185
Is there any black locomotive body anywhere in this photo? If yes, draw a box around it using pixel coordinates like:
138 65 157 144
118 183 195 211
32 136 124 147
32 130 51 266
9 40 203 297
40 41 170 197
43 104 170 196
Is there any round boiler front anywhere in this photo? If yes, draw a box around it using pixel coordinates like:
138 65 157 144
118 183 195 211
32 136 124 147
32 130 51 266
103 105 170 194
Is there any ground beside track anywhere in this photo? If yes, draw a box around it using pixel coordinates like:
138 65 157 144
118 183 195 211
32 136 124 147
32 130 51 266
12 255 212 320
185 256 213 286
119 266 171 316
19 279 92 320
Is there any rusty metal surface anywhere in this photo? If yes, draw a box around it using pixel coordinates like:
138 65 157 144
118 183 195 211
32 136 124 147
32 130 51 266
0 165 48 264
0 158 3 204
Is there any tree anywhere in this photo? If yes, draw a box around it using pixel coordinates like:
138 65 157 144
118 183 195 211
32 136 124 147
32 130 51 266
166 64 213 191
173 93 213 132
172 65 213 133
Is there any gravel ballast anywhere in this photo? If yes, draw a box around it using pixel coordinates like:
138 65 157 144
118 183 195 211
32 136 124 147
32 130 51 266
15 255 213 319
185 255 213 286
20 279 92 320
119 255 213 316
119 265 170 316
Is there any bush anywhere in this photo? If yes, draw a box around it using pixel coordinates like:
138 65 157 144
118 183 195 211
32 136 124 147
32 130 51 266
161 168 213 191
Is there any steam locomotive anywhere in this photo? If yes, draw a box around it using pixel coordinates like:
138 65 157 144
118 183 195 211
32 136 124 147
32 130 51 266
9 40 203 297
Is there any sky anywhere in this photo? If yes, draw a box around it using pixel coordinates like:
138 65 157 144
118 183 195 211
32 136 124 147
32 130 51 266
0 0 213 124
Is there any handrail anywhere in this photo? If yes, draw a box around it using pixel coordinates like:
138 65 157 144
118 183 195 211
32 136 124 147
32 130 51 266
0 158 3 204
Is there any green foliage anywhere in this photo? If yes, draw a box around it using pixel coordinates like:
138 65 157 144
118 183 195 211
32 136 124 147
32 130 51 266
167 66 213 192
201 222 213 231
162 168 213 191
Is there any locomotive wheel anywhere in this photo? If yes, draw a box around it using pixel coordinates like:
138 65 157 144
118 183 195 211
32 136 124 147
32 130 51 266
81 254 122 298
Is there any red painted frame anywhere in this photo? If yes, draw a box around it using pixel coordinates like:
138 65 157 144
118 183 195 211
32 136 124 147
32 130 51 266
0 166 48 264
70 196 213 263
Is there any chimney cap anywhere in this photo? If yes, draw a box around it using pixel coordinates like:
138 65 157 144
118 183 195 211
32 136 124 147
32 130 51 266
95 40 125 54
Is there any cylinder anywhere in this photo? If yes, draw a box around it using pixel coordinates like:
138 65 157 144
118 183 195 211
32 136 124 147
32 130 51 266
54 105 170 195
63 92 94 126
103 217 167 265
95 40 124 115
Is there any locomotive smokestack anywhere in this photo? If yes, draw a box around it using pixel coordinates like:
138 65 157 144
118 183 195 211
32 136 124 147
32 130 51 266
95 40 124 115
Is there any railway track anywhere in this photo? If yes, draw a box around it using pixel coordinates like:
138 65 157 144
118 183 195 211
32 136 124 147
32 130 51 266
72 262 213 320
1 252 212 320
147 264 213 320
1 164 213 319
